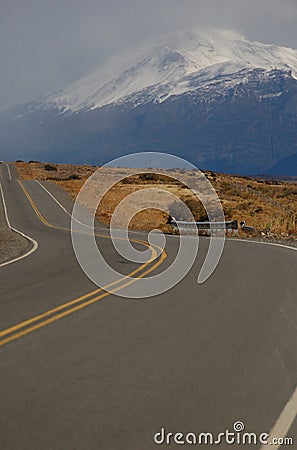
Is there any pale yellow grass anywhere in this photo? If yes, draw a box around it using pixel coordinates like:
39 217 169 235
14 162 297 238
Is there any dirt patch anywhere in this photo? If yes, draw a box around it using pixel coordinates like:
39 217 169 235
0 230 30 265
0 195 30 265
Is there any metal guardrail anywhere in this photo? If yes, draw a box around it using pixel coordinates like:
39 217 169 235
168 218 238 232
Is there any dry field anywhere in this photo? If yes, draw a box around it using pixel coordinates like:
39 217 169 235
15 161 297 240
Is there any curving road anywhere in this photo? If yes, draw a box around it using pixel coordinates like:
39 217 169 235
0 163 296 449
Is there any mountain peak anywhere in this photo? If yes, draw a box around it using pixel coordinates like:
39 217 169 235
45 28 297 112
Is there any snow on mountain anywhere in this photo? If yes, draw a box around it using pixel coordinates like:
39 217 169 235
44 28 297 112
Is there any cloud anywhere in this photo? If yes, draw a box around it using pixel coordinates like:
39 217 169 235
1 0 297 111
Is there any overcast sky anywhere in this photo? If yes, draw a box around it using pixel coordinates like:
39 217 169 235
1 0 297 112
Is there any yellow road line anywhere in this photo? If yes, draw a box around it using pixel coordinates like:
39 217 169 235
0 250 166 347
18 180 54 228
0 247 161 340
18 179 159 271
18 179 158 250
0 180 167 347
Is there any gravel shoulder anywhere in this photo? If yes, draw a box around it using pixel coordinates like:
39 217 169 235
0 193 30 265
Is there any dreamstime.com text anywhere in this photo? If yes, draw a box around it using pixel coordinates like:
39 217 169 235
153 422 293 446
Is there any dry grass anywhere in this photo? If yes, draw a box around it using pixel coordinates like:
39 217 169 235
15 161 297 239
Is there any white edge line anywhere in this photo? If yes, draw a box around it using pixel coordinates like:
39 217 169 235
6 163 12 181
228 237 297 252
0 179 38 267
35 180 71 216
35 180 94 230
36 181 174 236
164 232 297 253
259 385 297 449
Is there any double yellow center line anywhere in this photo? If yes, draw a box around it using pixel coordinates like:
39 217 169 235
0 181 166 347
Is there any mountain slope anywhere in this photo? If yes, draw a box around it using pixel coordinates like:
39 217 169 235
44 28 297 112
1 28 297 175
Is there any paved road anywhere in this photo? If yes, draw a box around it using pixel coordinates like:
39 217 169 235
0 163 296 449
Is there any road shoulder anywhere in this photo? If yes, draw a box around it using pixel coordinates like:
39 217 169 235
0 185 31 265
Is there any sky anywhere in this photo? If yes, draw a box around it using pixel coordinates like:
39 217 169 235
1 0 297 112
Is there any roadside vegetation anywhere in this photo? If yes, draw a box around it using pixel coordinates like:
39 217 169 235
15 161 297 241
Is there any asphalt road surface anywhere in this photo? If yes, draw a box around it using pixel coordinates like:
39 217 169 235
0 163 296 449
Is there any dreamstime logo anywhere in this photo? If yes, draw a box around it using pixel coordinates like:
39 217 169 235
233 421 245 433
71 152 225 298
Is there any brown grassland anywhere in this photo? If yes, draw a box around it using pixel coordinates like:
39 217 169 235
15 161 297 240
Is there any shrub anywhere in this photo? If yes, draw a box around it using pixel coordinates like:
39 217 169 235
44 164 57 171
168 198 206 221
66 174 80 180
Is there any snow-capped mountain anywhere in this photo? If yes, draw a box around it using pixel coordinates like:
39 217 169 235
1 28 297 175
44 28 297 112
